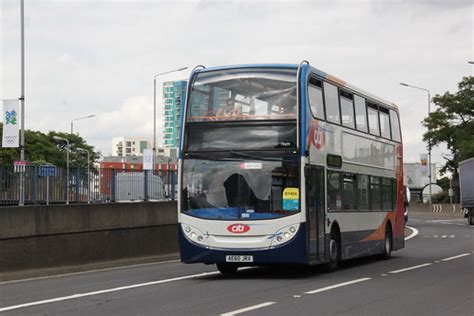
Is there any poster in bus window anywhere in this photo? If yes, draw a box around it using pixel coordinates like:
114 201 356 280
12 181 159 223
282 187 299 211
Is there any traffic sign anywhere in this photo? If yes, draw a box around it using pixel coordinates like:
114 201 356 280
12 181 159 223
13 160 28 173
39 165 57 177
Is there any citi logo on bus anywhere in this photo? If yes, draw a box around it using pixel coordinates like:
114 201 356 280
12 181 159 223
227 224 250 234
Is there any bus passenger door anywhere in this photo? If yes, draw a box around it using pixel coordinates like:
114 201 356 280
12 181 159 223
305 165 326 263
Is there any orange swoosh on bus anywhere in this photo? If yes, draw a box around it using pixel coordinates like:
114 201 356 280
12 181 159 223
360 212 396 242
326 75 347 86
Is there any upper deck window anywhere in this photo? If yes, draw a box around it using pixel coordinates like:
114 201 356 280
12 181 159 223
379 107 391 139
390 109 401 142
187 68 297 122
354 95 368 132
367 103 380 136
340 90 355 128
308 78 325 120
323 82 340 124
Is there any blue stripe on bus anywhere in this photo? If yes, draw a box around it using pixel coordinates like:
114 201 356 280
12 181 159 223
299 64 309 156
183 208 283 220
178 85 187 159
308 66 328 79
198 64 298 73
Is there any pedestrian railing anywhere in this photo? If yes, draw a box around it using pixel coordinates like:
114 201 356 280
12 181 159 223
0 166 177 206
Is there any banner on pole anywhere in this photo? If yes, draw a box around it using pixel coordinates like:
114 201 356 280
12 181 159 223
2 99 20 148
143 149 153 170
420 153 428 176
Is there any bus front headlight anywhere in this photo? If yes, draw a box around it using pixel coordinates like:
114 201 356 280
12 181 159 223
271 224 299 246
182 224 206 246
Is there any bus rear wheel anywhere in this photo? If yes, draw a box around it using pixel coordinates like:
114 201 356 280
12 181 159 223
324 232 340 272
216 263 238 274
379 225 392 260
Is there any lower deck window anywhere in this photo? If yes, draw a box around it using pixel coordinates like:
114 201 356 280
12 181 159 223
327 172 395 213
328 171 342 211
343 173 356 210
370 176 382 211
358 175 370 211
382 178 393 210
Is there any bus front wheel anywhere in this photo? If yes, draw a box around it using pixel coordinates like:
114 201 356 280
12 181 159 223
216 263 238 274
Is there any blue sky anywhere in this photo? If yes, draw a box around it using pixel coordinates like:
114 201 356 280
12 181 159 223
1 0 472 167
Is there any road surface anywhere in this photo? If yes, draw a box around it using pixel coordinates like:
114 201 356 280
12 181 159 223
1 214 472 315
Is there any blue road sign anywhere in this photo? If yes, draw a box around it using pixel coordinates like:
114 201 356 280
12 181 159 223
39 165 57 177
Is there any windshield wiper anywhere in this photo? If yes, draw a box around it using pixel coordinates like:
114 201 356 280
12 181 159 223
186 151 297 163
229 150 296 163
185 152 234 161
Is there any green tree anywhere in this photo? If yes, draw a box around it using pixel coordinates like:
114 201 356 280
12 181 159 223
436 176 450 191
423 76 474 202
0 123 99 169
47 131 100 169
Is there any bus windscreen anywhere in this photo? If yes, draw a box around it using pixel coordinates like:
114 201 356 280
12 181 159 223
187 68 297 122
181 158 300 220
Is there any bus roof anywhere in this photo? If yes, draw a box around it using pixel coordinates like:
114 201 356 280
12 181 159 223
198 63 399 111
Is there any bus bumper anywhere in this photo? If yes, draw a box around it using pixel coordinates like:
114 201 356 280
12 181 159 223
179 223 308 265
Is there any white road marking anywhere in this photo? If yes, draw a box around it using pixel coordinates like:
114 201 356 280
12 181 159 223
434 235 439 238
441 253 471 262
441 235 447 238
449 235 455 238
0 271 220 312
405 226 419 241
0 259 181 286
381 274 388 277
304 277 371 295
293 295 301 298
220 302 276 316
389 263 432 274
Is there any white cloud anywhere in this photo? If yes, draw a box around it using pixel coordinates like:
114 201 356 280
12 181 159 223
1 0 472 168
91 95 157 154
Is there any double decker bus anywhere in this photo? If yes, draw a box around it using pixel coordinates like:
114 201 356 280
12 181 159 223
178 62 404 273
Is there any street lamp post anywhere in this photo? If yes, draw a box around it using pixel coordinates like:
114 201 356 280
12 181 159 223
53 136 70 204
400 82 432 204
71 115 95 134
153 67 188 159
77 148 91 203
19 0 25 206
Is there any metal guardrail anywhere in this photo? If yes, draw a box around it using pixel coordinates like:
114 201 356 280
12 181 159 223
0 166 177 206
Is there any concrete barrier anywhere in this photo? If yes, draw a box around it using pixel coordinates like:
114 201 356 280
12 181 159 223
3 201 465 275
0 202 178 273
408 203 466 214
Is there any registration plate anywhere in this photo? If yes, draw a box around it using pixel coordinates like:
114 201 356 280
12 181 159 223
225 255 253 263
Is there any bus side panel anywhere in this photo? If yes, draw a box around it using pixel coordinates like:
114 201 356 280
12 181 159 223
179 224 309 265
329 211 398 260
